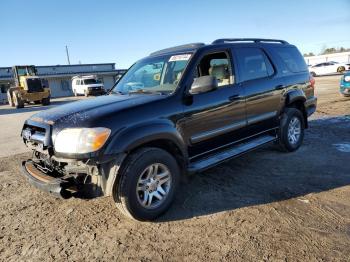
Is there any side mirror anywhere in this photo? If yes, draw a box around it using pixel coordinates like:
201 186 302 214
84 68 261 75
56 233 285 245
189 75 218 95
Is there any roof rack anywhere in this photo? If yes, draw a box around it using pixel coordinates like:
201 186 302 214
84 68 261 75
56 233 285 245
150 43 205 56
212 38 289 44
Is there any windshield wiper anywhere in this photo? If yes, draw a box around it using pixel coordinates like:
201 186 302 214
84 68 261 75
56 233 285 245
128 89 164 95
111 90 125 95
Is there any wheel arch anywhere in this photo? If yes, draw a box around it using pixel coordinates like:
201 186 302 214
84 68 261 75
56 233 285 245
104 122 187 158
284 89 308 128
101 122 188 196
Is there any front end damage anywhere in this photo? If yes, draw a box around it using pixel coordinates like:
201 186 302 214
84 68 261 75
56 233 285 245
21 121 123 199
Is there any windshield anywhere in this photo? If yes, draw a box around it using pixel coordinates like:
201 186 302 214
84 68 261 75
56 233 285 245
111 53 192 95
83 79 101 84
17 66 36 76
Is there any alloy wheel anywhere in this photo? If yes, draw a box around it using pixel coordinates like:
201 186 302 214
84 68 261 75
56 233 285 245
287 116 301 145
136 163 172 209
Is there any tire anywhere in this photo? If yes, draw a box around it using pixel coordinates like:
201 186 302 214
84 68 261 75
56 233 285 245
13 91 24 108
41 97 50 105
278 108 305 152
337 66 345 73
34 100 41 105
7 91 14 107
310 72 316 77
113 147 180 221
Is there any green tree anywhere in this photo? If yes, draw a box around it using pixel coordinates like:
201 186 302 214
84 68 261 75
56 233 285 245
320 47 350 55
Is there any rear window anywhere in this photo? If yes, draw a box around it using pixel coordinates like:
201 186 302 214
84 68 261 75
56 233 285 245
275 47 308 73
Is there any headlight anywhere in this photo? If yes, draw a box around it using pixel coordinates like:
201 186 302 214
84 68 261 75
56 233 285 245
54 127 111 154
344 76 350 82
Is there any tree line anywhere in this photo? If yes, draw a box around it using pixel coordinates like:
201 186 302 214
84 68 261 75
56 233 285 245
304 47 350 57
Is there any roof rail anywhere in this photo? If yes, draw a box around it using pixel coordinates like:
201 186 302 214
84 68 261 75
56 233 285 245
150 43 205 56
212 38 289 44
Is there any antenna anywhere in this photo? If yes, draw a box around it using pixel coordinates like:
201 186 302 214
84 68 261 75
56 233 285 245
65 45 71 65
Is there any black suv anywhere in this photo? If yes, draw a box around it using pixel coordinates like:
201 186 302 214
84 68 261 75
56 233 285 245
21 38 317 221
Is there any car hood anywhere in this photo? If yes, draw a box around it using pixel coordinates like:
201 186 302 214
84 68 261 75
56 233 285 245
29 94 165 127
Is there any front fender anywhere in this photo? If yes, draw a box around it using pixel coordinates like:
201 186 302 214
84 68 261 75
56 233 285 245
103 120 187 158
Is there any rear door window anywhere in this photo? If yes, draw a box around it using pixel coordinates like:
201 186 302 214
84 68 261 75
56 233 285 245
274 47 308 73
235 47 274 82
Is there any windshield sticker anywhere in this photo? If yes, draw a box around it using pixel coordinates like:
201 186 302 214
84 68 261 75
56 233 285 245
169 54 191 62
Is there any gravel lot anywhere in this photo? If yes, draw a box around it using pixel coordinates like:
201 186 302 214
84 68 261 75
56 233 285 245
0 75 349 261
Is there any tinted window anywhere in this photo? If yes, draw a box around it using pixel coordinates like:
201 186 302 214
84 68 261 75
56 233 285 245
275 47 308 73
235 48 274 82
83 79 101 85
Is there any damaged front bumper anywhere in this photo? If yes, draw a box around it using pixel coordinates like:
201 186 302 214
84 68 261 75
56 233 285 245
21 120 125 199
21 160 72 199
21 151 126 199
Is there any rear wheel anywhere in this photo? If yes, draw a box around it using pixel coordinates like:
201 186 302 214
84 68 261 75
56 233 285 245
278 108 305 152
113 147 180 221
41 97 50 105
34 100 41 105
310 71 316 77
7 91 14 107
13 91 24 108
337 66 345 73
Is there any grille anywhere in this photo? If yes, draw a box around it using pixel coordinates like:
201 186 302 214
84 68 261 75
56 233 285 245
27 78 44 93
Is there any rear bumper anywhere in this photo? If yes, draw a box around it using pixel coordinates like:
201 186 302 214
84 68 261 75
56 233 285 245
21 160 72 199
305 96 317 117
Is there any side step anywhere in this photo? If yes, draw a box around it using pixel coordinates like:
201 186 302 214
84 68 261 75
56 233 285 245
188 135 277 173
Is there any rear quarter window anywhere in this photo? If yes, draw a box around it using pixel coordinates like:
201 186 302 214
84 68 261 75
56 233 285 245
274 47 308 73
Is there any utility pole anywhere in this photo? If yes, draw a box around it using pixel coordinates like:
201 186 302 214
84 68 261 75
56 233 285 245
65 45 71 65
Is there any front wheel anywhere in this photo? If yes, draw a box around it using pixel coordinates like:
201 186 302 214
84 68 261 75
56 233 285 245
7 91 14 107
113 147 180 221
13 91 24 108
278 108 305 152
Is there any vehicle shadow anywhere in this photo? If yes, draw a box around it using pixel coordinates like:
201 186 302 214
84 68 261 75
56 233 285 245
0 97 80 116
157 115 350 222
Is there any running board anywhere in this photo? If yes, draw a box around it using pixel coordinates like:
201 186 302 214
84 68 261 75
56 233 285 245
188 135 277 173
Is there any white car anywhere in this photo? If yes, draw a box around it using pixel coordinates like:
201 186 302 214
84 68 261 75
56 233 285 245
308 61 349 77
72 75 105 96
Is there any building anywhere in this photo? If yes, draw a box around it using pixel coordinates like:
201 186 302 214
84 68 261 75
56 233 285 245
0 63 126 103
304 52 350 66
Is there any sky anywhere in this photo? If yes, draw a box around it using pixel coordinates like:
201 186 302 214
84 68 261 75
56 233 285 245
1 0 349 69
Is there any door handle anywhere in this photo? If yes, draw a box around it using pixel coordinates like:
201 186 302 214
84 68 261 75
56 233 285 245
229 95 242 101
275 84 285 90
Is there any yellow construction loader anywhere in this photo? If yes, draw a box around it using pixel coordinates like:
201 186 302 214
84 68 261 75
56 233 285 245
7 65 51 108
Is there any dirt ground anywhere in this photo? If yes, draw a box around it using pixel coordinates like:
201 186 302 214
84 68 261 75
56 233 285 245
0 75 350 261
